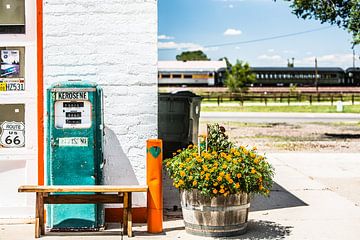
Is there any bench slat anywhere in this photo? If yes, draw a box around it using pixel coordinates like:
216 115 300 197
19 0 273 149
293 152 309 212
44 194 124 204
18 185 148 193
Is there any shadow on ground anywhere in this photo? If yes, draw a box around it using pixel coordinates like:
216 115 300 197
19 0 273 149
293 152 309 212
251 182 308 212
223 220 293 240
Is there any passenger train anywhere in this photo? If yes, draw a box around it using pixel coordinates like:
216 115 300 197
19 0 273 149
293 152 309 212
158 61 360 87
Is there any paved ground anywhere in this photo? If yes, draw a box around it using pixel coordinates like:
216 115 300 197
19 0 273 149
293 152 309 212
1 152 359 239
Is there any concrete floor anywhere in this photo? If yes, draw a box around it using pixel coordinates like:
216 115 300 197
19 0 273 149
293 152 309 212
1 152 360 240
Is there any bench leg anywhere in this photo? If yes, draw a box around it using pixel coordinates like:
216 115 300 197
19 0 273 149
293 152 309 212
127 192 132 237
39 193 45 235
123 192 128 236
35 193 40 238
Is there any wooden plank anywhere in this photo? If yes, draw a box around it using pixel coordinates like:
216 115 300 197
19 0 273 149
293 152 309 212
123 192 128 236
18 185 148 193
127 192 133 237
44 194 123 204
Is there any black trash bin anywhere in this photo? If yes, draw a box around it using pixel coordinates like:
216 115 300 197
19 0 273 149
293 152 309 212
158 91 202 210
158 91 202 159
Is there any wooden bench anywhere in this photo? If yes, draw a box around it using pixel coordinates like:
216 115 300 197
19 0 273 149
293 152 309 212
18 185 148 238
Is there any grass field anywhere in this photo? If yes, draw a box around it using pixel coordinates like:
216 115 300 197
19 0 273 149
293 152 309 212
201 104 360 113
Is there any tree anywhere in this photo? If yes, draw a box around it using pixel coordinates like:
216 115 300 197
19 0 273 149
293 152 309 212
218 57 232 68
176 50 210 61
279 0 360 46
225 60 256 93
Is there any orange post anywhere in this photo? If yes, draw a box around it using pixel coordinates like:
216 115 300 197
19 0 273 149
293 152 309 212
146 139 163 233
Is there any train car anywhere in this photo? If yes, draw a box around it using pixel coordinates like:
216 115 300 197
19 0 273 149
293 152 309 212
158 60 227 86
345 67 360 86
250 67 345 86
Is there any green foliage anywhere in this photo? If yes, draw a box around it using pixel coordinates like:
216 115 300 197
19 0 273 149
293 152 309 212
280 0 360 45
164 123 275 197
225 60 256 93
207 123 233 152
176 50 210 61
218 57 232 68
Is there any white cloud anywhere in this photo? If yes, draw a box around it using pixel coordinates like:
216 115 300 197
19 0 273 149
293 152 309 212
282 50 296 54
267 49 275 53
158 41 203 51
158 35 174 40
224 28 242 36
228 4 234 8
158 41 220 52
299 54 354 67
257 54 283 61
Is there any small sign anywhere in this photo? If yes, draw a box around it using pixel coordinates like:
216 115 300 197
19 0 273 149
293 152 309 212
0 50 20 78
56 92 88 100
58 137 88 147
0 79 25 91
0 121 25 147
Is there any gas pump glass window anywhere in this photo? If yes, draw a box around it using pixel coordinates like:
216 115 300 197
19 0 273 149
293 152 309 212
0 0 25 34
54 99 92 129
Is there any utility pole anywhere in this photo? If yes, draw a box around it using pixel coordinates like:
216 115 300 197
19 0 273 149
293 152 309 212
315 58 318 93
353 49 356 69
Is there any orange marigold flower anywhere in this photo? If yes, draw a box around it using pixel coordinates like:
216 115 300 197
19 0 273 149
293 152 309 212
217 176 222 182
224 191 229 197
251 168 256 174
219 188 225 194
177 149 182 153
237 173 242 178
189 176 193 180
259 185 263 190
178 179 184 186
219 172 225 177
220 185 224 189
250 152 256 158
228 179 234 184
222 164 227 169
213 189 218 194
235 183 240 188
200 171 205 175
213 182 218 186
180 171 186 177
193 180 197 186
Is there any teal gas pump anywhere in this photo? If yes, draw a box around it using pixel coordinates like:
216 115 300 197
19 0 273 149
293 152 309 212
46 80 104 230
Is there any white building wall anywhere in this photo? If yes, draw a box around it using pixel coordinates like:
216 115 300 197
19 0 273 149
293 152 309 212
43 0 158 207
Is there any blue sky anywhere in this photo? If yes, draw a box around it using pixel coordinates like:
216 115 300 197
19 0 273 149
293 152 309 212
158 0 360 69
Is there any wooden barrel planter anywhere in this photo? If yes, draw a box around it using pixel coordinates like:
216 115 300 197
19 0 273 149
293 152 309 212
180 190 250 237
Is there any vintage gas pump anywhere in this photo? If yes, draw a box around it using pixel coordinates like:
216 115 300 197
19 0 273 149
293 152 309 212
46 80 104 230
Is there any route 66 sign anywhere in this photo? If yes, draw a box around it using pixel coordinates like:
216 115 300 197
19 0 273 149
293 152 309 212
0 121 25 148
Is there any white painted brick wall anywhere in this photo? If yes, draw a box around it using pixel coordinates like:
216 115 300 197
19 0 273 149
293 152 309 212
43 0 158 207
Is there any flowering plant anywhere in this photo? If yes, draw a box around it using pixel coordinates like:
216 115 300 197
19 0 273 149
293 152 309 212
164 123 274 197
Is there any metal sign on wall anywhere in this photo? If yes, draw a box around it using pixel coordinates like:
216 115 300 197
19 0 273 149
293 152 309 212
0 47 25 92
0 104 25 148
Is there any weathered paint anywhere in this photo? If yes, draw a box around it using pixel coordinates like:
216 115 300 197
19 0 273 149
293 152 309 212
46 81 104 229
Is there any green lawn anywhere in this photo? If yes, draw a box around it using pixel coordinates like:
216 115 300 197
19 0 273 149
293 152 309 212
201 104 360 113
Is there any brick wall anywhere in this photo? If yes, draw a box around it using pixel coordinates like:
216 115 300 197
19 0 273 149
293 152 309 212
43 0 158 207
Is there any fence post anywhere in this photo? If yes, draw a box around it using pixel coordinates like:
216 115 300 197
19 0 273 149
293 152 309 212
352 94 355 105
309 95 312 105
288 94 290 105
217 96 220 106
331 95 334 106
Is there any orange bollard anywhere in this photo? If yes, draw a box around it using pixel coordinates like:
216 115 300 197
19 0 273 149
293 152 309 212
146 139 163 233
